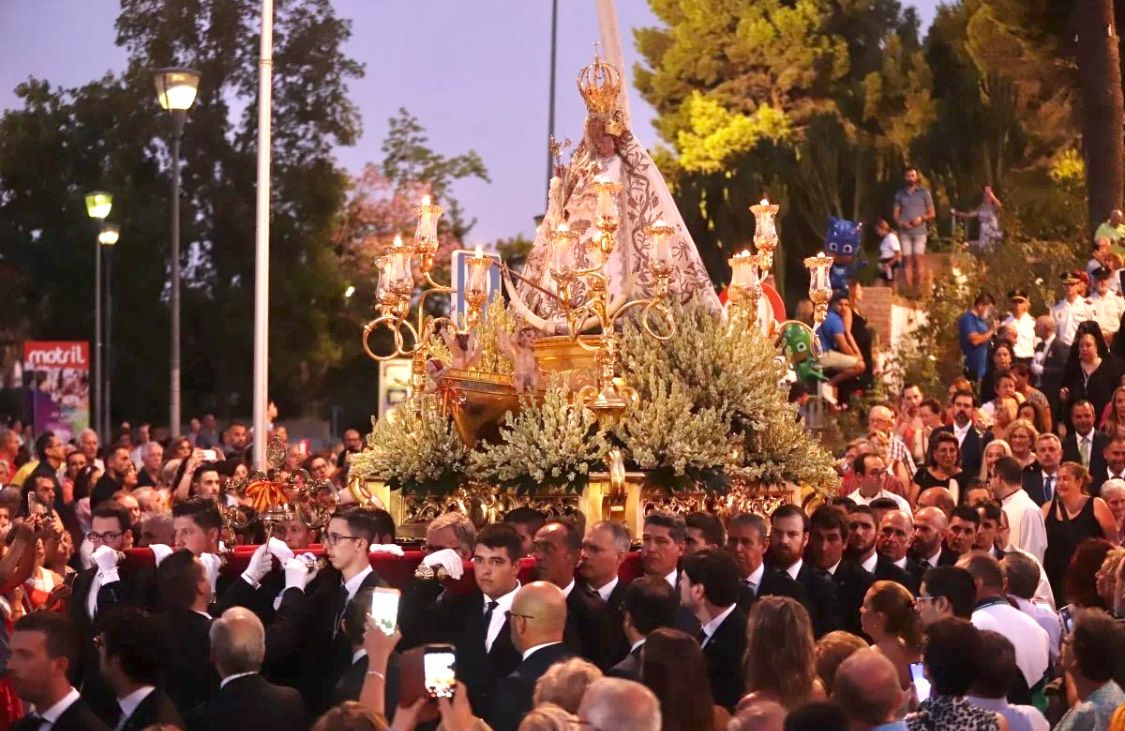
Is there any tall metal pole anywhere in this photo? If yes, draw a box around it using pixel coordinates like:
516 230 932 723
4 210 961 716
104 245 113 439
170 111 185 437
94 236 103 439
252 0 274 469
545 0 559 196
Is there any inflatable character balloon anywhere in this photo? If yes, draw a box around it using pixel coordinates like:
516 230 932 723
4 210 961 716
777 321 827 385
824 217 864 292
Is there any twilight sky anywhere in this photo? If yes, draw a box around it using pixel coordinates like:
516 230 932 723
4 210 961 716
0 0 941 245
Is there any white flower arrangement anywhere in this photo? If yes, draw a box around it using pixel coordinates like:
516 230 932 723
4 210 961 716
350 400 470 494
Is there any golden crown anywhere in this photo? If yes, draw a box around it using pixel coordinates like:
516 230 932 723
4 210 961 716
577 52 623 121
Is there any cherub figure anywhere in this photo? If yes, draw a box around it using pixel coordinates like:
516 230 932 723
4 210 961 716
498 327 542 394
439 323 482 371
423 356 445 393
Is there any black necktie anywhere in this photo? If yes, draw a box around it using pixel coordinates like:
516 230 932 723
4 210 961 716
697 628 708 645
483 599 499 627
332 585 349 637
1044 475 1054 502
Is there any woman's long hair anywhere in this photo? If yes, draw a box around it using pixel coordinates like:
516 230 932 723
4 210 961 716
742 596 818 709
1103 387 1125 433
641 628 716 731
867 580 922 649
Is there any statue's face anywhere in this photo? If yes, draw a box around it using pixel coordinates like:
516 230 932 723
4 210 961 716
587 119 615 156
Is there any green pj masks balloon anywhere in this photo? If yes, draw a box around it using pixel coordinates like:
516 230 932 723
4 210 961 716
778 321 827 383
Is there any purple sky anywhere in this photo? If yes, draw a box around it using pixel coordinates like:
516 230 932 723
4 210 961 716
1 0 941 244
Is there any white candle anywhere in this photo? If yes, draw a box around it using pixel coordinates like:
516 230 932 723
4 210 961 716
389 235 409 288
467 245 488 293
651 220 672 267
595 176 616 222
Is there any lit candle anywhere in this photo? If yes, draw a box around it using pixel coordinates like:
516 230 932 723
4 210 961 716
389 234 409 289
551 223 574 273
730 250 754 289
650 219 673 268
467 245 488 294
595 176 617 222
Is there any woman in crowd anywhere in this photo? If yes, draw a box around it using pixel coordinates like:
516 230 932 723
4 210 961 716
1063 538 1115 611
912 432 964 501
1102 479 1125 537
1043 462 1120 602
979 440 1013 484
1101 386 1125 433
741 596 823 710
1005 420 1039 470
904 618 1002 731
861 580 922 691
980 342 1015 403
1061 325 1125 423
642 627 724 731
166 436 194 464
814 631 869 695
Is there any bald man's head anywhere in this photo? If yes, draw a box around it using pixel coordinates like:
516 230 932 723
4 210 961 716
913 506 950 557
509 580 567 652
832 648 904 728
210 607 266 678
917 487 955 516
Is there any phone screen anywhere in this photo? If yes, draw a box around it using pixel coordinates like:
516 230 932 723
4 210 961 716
370 587 400 636
910 662 930 703
1060 606 1075 635
423 647 456 699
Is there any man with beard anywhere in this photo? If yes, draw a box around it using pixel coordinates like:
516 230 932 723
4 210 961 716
909 506 957 569
849 505 913 590
727 512 803 612
531 518 618 669
768 504 842 637
931 390 992 478
807 506 872 635
875 510 923 594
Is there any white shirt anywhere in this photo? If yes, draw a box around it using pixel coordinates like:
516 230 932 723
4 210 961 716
953 420 972 446
784 558 802 582
825 559 842 577
744 562 765 595
484 582 521 653
918 546 942 569
1001 488 1048 563
592 576 619 604
1004 545 1056 609
860 552 878 574
892 556 908 570
663 568 678 589
1002 312 1038 359
879 232 901 260
851 488 911 514
522 641 563 662
35 687 81 729
1010 596 1061 662
972 600 1050 688
966 695 1050 731
1091 291 1125 335
342 565 374 604
699 604 737 648
220 671 258 689
1052 297 1096 346
117 686 156 726
560 579 575 599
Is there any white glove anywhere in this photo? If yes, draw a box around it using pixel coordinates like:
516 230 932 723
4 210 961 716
241 543 272 588
284 555 315 592
369 543 404 557
422 548 464 581
91 545 120 583
149 544 173 566
199 552 223 593
266 537 294 565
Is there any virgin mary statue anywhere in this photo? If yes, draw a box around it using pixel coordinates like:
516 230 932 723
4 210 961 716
506 10 720 333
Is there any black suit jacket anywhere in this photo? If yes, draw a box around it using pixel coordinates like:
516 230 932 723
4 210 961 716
606 643 642 681
826 559 874 636
69 569 135 722
702 606 748 711
328 651 402 711
563 584 616 670
1021 467 1054 506
162 609 218 717
738 565 806 612
907 545 957 570
189 673 307 731
597 580 631 668
931 425 992 482
792 562 843 637
487 643 573 731
874 555 922 596
12 696 108 731
119 688 184 731
1062 431 1109 478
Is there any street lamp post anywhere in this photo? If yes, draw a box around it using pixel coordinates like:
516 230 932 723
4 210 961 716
154 67 201 437
98 224 119 438
252 0 275 469
85 191 112 439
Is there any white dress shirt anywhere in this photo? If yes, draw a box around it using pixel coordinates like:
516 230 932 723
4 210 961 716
1052 297 1095 346
699 604 737 648
1002 312 1038 359
663 568 678 589
860 552 878 574
743 562 765 596
342 565 374 603
784 558 803 582
851 489 911 514
592 576 619 604
560 579 575 599
953 421 972 446
220 671 258 689
116 686 156 727
1010 596 1061 662
972 600 1050 688
522 641 563 662
34 687 81 729
1001 488 1048 563
484 582 521 652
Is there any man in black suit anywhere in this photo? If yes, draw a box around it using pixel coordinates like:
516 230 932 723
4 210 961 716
639 511 700 636
874 509 924 595
684 511 726 555
807 506 872 636
155 549 219 717
1023 432 1062 505
607 576 678 681
69 503 135 721
1088 435 1125 498
768 504 843 637
847 505 915 593
329 587 400 709
680 549 747 711
9 613 108 731
1062 400 1108 476
930 389 992 478
95 608 184 731
532 518 618 669
399 522 523 718
191 607 308 731
578 520 631 662
909 507 957 570
487 581 573 731
727 512 805 612
1031 314 1069 416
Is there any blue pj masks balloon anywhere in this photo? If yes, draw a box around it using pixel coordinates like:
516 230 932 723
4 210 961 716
824 216 863 257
